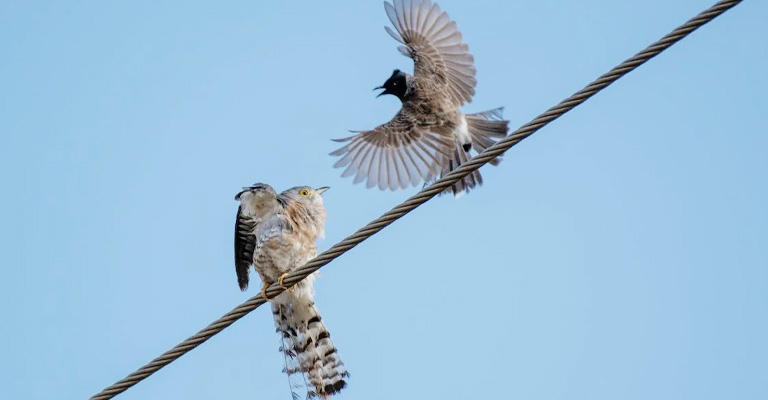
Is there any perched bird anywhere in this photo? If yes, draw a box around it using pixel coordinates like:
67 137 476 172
235 183 348 399
331 0 509 197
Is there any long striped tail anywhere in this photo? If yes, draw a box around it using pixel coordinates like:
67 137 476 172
272 284 348 399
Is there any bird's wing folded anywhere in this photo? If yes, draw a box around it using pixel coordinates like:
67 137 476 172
234 183 282 290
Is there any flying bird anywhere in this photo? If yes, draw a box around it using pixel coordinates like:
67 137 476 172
331 0 509 197
235 183 348 399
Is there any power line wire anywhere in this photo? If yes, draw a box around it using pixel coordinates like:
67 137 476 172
88 1 743 398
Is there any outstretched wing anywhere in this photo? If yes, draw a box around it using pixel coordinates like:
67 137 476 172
234 183 282 290
384 0 476 106
330 110 453 191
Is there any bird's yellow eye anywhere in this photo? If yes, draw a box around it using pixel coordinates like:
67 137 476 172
299 189 310 197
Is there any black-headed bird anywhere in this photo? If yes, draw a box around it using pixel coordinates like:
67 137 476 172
331 0 509 197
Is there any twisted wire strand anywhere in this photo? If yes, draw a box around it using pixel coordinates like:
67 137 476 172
89 1 742 398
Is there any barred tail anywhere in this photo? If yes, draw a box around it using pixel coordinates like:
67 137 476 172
272 284 348 399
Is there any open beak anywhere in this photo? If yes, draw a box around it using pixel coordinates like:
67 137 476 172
316 186 330 194
234 187 251 201
234 190 246 200
374 86 385 98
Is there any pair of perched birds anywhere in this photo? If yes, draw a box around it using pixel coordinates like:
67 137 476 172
234 1 509 398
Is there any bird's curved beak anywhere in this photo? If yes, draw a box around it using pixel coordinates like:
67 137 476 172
316 186 330 194
234 188 250 201
374 86 386 98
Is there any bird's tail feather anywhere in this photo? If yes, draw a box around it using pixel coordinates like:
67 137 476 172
272 285 348 399
465 107 509 167
430 107 509 197
445 144 483 197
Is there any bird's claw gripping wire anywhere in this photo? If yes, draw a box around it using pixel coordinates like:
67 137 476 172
278 272 294 292
260 273 294 302
260 282 272 302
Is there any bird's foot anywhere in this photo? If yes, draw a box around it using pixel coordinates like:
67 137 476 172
260 281 273 302
278 272 294 292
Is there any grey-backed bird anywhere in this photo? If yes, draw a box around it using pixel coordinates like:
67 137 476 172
331 0 509 197
234 183 348 399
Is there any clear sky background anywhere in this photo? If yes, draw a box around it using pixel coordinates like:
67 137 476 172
1 1 766 399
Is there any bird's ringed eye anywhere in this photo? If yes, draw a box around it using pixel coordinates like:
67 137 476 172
299 189 310 197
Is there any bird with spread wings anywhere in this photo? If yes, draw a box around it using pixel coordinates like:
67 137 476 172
331 0 509 197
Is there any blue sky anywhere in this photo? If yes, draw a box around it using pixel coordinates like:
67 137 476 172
1 0 766 399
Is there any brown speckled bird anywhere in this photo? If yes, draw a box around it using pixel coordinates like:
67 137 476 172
331 0 509 197
235 183 348 399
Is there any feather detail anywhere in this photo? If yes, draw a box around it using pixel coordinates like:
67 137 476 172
330 109 452 191
425 108 510 197
273 284 348 399
384 0 477 106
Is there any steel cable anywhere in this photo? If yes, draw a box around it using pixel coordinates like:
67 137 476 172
89 1 742 398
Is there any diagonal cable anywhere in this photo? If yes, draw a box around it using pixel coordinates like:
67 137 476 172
88 1 742 398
